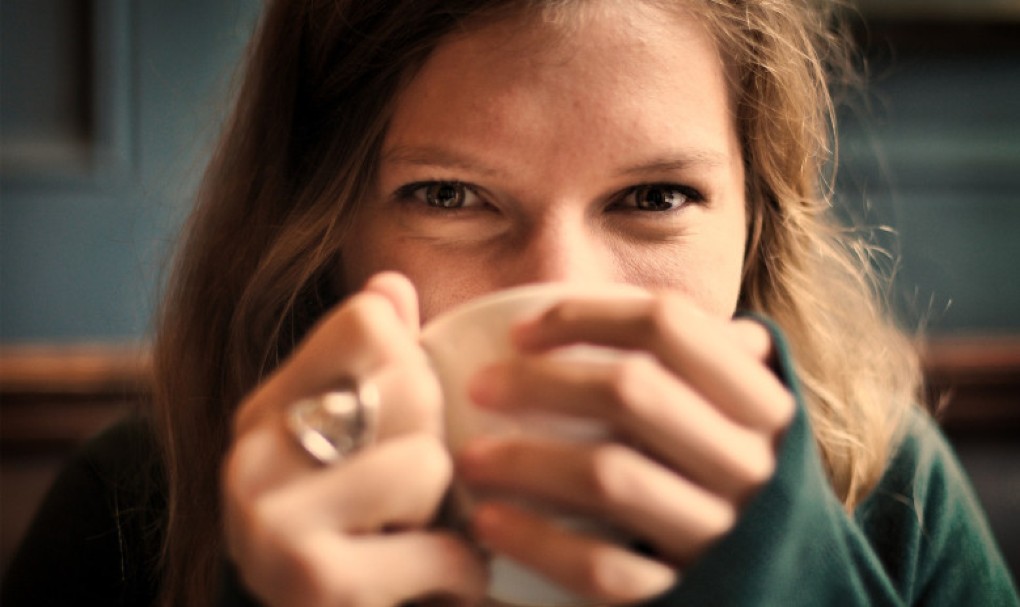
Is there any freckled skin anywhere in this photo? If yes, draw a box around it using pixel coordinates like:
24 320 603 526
341 3 746 322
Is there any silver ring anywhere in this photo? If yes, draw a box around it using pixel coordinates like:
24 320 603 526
286 379 380 465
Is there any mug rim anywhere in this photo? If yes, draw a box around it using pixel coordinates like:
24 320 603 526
420 281 650 341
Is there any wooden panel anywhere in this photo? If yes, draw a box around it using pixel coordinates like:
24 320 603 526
1 338 1017 448
0 344 150 452
0 0 132 183
922 337 1020 435
855 0 1020 24
0 344 149 570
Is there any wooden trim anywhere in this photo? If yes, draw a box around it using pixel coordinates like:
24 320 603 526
922 337 1020 375
855 1 1020 24
921 336 1020 435
0 344 150 452
1 338 1018 449
851 10 1020 54
0 344 150 394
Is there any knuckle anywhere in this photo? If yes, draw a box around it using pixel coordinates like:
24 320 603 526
246 491 293 543
286 543 355 607
403 363 445 425
576 546 621 597
261 529 368 607
740 438 777 488
227 484 373 607
230 496 306 584
754 386 796 435
646 295 681 341
222 430 268 503
648 293 707 348
323 573 371 607
575 546 657 601
586 443 637 507
339 295 396 345
733 319 772 354
773 389 797 428
704 501 738 541
544 299 584 326
605 356 656 417
401 433 454 485
322 293 410 368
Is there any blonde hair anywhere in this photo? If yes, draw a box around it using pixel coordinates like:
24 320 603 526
698 0 921 507
152 1 921 604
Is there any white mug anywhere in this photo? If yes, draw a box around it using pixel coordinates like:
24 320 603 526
420 282 650 607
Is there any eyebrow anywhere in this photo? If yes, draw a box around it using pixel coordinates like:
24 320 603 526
617 151 730 176
382 146 508 179
382 145 730 179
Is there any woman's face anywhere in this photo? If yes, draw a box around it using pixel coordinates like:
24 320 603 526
341 2 747 323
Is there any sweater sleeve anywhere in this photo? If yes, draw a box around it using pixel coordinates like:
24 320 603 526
646 324 1019 606
855 411 1018 605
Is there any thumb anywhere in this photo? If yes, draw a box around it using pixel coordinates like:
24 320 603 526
362 272 421 333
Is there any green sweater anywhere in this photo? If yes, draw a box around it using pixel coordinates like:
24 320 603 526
650 327 1019 605
649 394 1018 605
4 333 1018 606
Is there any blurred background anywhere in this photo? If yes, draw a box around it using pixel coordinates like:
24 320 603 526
2 0 1018 583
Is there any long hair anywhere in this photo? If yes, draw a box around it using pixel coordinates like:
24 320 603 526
701 0 921 507
152 1 921 604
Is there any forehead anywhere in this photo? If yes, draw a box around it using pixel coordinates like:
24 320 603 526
410 3 723 97
383 0 738 178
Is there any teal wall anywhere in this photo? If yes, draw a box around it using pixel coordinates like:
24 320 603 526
837 46 1020 333
1 0 261 342
2 2 1018 342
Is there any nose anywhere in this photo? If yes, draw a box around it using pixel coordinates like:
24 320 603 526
504 214 618 287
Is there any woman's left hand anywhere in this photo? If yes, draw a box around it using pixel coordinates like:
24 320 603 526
456 292 796 601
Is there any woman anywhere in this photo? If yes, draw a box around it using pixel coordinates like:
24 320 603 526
4 1 1016 606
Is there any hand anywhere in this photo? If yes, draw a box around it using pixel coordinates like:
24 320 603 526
457 293 795 603
223 272 487 607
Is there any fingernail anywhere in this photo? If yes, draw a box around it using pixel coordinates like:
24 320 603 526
510 319 542 351
467 365 507 407
458 437 499 464
471 502 503 544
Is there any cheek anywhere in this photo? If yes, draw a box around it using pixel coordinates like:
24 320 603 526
336 228 381 294
615 227 745 318
415 281 486 323
696 245 745 317
338 224 494 323
620 249 742 317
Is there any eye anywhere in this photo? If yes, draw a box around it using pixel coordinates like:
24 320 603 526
424 182 466 208
397 181 482 209
618 184 703 212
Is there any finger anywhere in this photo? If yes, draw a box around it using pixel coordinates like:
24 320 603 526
512 294 793 432
471 502 676 603
225 414 317 504
728 318 774 363
459 438 736 564
227 353 444 503
269 434 455 535
362 271 421 334
226 359 449 523
243 531 487 607
235 288 420 435
350 532 489 607
469 355 775 501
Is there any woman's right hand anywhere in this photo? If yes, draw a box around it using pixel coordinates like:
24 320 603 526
222 272 488 607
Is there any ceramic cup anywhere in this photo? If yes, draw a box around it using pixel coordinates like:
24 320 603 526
420 282 651 607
